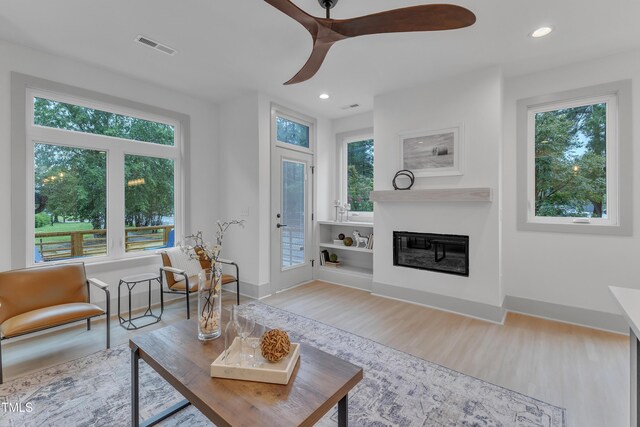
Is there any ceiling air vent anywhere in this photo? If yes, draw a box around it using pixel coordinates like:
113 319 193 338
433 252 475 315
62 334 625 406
135 35 176 56
340 103 360 110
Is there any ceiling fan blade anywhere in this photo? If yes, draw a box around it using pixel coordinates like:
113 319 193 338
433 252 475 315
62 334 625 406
284 42 333 85
331 4 476 38
264 0 319 36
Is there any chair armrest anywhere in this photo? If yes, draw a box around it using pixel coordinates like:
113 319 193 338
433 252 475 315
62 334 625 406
88 278 110 290
217 259 239 285
88 278 111 321
161 266 187 276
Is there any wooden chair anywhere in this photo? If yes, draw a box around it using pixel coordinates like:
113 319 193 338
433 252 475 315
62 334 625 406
0 263 110 384
159 249 240 319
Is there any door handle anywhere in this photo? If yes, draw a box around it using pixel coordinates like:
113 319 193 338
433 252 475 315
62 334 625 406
276 223 288 228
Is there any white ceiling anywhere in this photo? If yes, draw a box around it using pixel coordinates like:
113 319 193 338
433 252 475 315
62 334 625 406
1 0 639 118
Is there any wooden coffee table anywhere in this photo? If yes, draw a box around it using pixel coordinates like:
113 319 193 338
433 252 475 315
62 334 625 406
130 318 363 426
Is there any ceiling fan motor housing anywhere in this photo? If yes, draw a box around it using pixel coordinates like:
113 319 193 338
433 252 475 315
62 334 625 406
318 0 338 10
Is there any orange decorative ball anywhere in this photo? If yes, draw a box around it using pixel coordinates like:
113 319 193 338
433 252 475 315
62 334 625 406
260 329 291 362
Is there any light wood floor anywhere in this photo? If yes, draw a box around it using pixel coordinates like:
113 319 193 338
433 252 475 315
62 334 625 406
2 281 628 427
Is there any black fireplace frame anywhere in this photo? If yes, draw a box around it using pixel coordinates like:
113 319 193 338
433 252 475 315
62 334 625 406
393 231 469 277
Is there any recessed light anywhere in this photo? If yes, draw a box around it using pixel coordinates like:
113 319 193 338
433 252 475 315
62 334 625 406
319 93 330 100
531 26 553 38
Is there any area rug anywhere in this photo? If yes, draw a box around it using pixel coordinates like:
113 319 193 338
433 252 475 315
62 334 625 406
0 302 565 426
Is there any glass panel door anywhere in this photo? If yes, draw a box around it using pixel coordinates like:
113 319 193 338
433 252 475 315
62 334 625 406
281 159 306 269
271 148 313 292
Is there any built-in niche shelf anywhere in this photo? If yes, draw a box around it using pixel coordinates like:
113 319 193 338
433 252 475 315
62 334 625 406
370 187 492 203
316 221 373 291
319 242 373 254
319 264 372 277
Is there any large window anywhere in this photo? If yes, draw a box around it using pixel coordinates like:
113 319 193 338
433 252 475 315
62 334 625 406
341 135 374 215
29 90 181 264
532 100 611 221
518 81 631 234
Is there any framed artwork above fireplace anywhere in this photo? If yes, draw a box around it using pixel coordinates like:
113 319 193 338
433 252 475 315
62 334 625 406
399 124 464 177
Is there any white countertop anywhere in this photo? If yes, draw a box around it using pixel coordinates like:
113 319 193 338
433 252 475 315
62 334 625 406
609 286 640 337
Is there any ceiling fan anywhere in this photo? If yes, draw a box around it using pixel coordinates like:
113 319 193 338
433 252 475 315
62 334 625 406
264 0 476 85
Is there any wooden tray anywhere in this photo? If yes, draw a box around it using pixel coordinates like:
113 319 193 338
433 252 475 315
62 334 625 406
211 337 300 384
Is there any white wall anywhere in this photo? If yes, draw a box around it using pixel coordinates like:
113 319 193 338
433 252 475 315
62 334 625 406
503 49 640 314
218 92 332 296
333 111 374 136
373 67 503 308
218 92 261 288
0 40 219 306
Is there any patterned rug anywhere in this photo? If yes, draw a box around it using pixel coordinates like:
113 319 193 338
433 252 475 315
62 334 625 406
0 303 565 426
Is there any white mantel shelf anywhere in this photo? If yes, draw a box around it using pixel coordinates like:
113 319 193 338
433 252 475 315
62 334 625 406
370 188 492 203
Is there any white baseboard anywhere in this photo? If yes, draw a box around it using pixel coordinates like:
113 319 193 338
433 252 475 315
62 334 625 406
503 295 627 335
371 281 505 324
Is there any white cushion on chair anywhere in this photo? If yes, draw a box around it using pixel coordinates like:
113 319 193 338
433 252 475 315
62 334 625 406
165 247 203 278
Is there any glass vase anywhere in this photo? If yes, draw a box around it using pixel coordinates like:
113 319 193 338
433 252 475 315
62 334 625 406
197 266 222 341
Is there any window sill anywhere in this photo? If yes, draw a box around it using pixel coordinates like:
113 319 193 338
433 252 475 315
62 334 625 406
518 220 631 236
32 252 163 269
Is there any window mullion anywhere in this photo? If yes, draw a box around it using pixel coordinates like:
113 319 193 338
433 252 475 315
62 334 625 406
30 127 178 159
108 144 126 258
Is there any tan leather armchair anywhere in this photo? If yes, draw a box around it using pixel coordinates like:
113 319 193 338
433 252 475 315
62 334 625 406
160 250 240 319
0 263 111 384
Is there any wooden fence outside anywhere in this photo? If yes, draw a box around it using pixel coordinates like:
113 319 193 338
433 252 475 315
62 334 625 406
35 225 174 261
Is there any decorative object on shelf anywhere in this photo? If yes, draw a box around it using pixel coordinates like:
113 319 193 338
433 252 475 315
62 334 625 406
333 200 341 222
320 249 330 266
330 253 338 262
367 233 374 250
182 219 246 341
338 202 352 222
400 124 464 177
338 233 345 240
343 236 354 246
392 170 415 191
261 329 291 362
353 230 369 248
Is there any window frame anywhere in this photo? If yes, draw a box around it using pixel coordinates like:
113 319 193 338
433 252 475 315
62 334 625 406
272 106 315 155
25 87 183 266
517 80 632 235
339 130 374 219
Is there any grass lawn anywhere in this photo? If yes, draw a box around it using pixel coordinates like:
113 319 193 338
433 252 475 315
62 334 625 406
35 222 97 243
35 222 96 234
